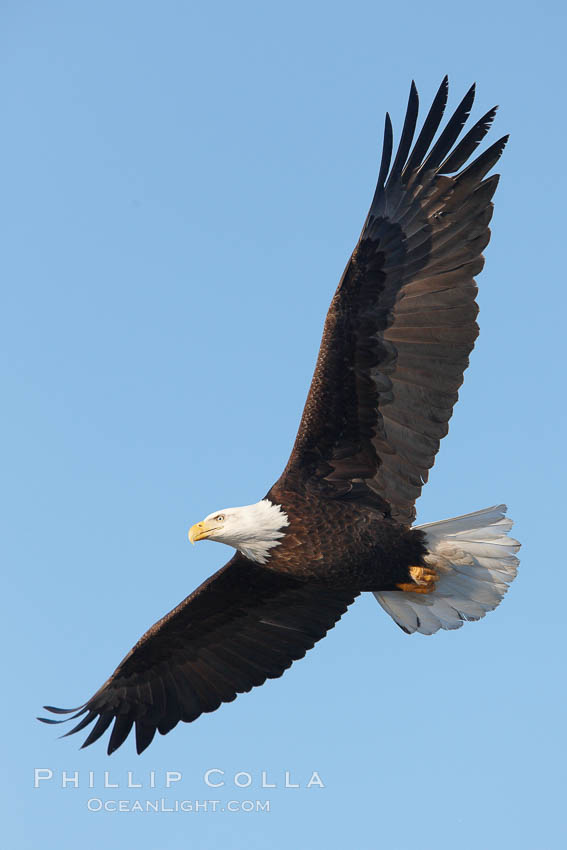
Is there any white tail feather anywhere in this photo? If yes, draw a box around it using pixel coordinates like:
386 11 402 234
374 505 520 635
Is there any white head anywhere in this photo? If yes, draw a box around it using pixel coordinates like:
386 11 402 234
188 499 290 564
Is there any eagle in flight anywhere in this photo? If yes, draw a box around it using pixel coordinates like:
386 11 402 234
40 78 520 755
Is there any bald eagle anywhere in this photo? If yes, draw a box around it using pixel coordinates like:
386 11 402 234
40 78 520 755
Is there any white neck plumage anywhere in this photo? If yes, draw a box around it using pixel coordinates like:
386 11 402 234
200 499 290 564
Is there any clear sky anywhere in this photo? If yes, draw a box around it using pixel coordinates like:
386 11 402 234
2 2 565 848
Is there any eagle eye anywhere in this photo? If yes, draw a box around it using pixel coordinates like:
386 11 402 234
216 515 225 522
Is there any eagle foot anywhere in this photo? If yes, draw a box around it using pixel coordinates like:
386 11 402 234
396 565 438 594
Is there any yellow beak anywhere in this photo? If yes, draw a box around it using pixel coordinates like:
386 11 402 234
188 520 216 544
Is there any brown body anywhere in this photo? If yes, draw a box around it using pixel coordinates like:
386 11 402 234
265 482 427 589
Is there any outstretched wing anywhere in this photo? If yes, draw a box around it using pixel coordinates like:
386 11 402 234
39 557 356 754
280 78 507 525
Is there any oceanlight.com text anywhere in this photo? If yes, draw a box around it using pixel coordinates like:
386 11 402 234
86 798 270 813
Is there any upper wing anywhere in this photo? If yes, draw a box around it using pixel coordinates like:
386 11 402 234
39 557 356 754
280 78 507 525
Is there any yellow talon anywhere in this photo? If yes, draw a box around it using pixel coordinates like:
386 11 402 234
396 565 438 594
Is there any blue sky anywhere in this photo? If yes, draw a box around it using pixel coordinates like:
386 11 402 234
2 1 565 848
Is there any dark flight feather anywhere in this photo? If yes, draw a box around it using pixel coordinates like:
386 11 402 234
402 76 448 178
439 107 498 174
375 112 393 195
419 83 475 174
386 81 419 188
